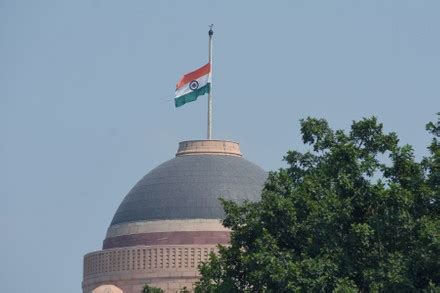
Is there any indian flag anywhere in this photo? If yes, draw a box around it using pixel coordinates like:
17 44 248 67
175 63 211 108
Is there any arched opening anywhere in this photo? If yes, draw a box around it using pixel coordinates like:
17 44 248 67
92 284 123 293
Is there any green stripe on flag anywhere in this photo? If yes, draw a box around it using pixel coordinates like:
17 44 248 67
175 83 210 108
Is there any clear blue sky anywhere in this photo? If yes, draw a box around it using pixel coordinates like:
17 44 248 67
1 1 439 292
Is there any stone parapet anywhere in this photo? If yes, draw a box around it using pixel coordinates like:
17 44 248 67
176 140 242 157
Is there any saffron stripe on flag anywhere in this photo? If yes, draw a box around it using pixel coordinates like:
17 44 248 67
175 74 211 98
176 63 211 90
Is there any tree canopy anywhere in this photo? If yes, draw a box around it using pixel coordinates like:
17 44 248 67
195 116 440 292
141 284 190 293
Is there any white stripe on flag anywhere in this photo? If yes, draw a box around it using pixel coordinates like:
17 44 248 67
175 73 211 98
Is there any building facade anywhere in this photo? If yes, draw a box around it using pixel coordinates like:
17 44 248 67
83 140 267 293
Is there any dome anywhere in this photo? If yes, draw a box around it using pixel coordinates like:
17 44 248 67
84 140 267 293
110 140 267 226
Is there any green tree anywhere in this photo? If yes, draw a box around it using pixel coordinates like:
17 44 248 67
195 116 440 292
142 284 164 293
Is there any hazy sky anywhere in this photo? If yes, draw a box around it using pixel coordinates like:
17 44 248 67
1 1 439 292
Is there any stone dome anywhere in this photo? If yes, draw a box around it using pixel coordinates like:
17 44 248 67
110 140 267 226
83 140 267 293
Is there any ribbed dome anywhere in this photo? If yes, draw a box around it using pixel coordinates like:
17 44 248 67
110 140 267 226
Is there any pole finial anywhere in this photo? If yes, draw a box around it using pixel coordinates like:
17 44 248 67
208 24 214 36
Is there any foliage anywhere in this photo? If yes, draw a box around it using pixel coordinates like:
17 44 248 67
142 284 164 293
195 115 440 292
142 283 192 292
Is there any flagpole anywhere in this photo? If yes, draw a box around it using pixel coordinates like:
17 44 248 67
207 25 213 140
